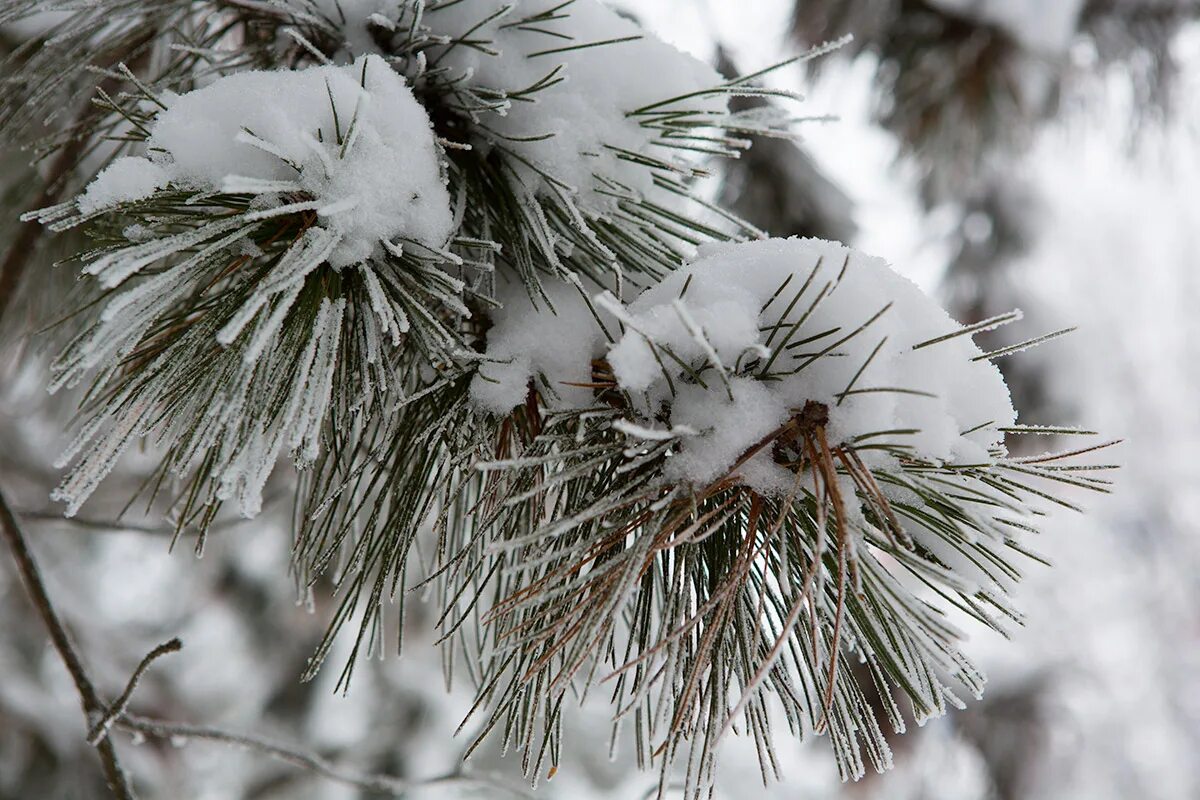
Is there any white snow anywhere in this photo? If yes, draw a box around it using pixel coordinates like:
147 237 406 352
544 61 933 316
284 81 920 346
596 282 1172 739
78 157 170 213
470 274 613 413
604 237 1015 492
424 0 728 212
80 54 453 266
662 377 789 489
472 237 1016 494
292 0 731 212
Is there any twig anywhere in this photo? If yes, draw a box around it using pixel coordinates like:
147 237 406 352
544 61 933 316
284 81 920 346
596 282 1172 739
114 713 534 799
1 498 530 799
88 638 183 746
0 488 137 799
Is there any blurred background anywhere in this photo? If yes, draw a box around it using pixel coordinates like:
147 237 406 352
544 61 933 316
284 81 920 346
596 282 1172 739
2 1 1199 798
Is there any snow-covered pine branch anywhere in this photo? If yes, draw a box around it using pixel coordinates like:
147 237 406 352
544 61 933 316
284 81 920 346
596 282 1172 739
31 54 463 520
0 1 1113 798
462 237 1110 790
13 0 810 529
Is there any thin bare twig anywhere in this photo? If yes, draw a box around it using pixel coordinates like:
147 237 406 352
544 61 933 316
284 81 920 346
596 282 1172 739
0 488 137 799
88 638 182 745
0 514 527 800
18 502 284 537
16 510 172 536
114 713 535 799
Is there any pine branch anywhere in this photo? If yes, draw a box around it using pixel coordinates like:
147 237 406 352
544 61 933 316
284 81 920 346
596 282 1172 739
0 4 1115 798
440 238 1113 794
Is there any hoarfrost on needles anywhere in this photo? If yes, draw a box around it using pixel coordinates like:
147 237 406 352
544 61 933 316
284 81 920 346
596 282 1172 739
57 55 457 518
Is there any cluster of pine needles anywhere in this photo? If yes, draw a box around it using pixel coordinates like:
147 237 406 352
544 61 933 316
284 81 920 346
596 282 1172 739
0 1 1118 796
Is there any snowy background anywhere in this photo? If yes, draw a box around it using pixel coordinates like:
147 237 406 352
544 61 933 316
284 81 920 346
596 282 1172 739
2 2 1199 799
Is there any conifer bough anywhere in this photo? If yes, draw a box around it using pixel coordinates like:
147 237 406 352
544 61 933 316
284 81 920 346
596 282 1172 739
0 0 1111 795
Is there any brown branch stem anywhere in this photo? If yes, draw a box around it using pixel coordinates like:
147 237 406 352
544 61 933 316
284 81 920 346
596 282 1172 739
0 488 137 798
87 638 182 745
114 713 532 798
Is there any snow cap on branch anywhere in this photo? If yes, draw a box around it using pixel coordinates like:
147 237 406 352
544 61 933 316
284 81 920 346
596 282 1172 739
470 274 613 413
609 238 1017 491
79 158 170 212
79 54 453 267
427 0 728 210
473 237 1016 493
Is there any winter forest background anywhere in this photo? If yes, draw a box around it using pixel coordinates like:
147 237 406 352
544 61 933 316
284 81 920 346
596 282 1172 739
1 1 1199 798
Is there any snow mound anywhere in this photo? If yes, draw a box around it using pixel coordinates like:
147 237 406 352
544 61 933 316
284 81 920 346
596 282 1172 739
470 274 613 414
472 238 1017 495
78 54 453 267
609 238 1016 492
79 158 170 213
425 0 728 211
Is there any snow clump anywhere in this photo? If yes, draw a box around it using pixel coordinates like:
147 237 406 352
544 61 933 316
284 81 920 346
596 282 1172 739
472 237 1017 495
78 54 453 267
605 238 1016 493
424 0 729 212
470 273 614 413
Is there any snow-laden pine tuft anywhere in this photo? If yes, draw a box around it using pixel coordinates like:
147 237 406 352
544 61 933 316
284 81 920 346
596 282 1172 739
415 0 729 212
461 238 1094 791
607 238 1017 491
47 55 462 519
79 54 453 266
473 237 1017 493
